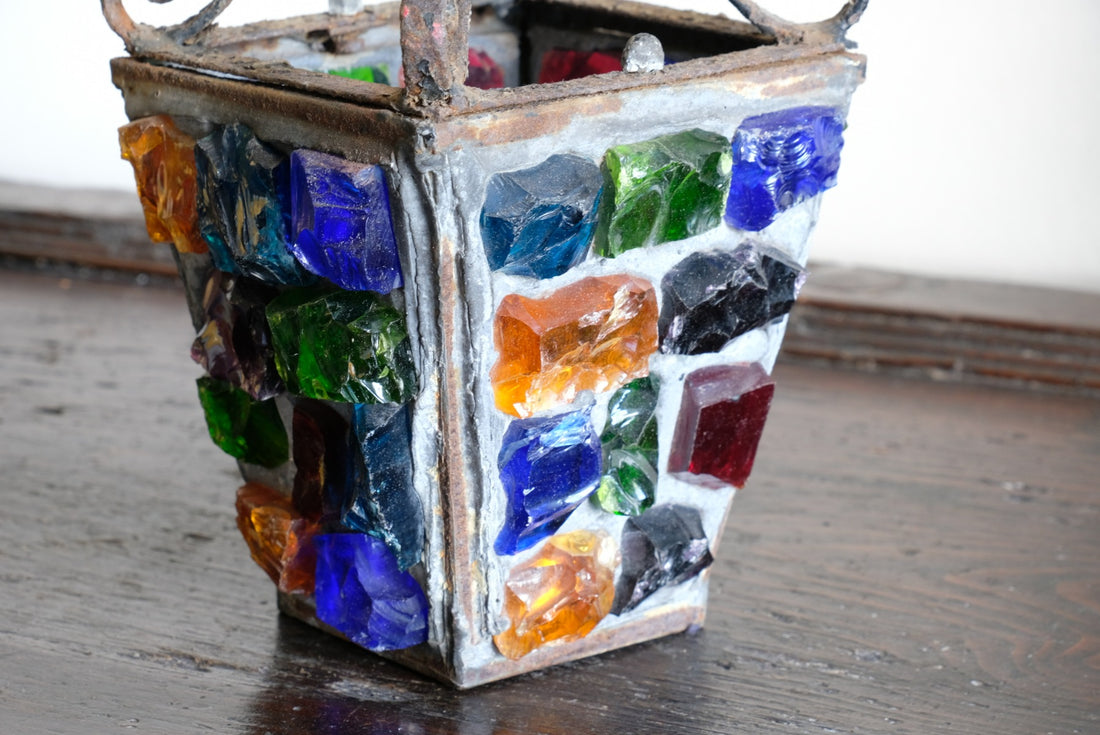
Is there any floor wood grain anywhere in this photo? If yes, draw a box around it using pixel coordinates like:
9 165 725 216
1 269 1097 734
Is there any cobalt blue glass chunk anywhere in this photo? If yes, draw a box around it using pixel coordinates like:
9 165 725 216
495 408 602 555
314 533 429 651
725 106 845 231
480 154 602 279
341 403 424 570
659 242 804 355
194 124 313 285
289 150 403 294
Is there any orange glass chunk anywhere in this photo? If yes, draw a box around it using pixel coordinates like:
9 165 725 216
118 115 207 254
235 482 316 594
491 275 658 417
493 530 618 660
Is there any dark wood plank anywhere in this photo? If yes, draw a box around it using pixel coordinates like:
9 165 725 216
1 268 1098 734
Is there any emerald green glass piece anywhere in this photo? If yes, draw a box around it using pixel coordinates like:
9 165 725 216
196 376 288 468
266 288 416 404
596 129 733 257
594 377 659 515
595 449 656 516
328 65 390 84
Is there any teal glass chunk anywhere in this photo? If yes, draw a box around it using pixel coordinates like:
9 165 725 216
594 377 658 515
195 376 288 468
194 123 314 286
480 154 602 279
342 403 424 570
266 288 416 404
595 129 732 257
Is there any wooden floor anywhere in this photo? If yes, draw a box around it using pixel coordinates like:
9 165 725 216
1 266 1098 734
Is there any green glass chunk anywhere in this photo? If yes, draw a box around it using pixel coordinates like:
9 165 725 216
328 65 390 84
266 287 416 404
595 450 656 516
196 376 288 468
595 129 733 257
594 377 659 516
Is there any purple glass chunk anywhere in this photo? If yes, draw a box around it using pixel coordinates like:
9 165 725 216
194 124 312 285
289 150 403 294
190 270 283 401
495 408 602 555
659 242 804 356
725 106 845 231
611 504 713 614
314 533 429 651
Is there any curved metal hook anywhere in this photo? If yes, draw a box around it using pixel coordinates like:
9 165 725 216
102 0 234 53
727 0 868 46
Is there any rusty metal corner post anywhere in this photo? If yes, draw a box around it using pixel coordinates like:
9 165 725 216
102 0 236 55
727 0 868 46
400 0 472 110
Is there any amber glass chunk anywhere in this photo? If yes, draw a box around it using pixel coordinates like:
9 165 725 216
493 530 618 660
491 275 658 417
118 115 206 254
235 483 316 595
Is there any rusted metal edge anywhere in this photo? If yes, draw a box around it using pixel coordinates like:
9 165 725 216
727 0 869 46
110 39 862 127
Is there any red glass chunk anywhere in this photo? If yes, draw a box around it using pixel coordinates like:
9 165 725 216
466 48 505 89
667 363 774 488
538 49 622 84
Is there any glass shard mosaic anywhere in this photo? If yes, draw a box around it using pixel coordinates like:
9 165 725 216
494 530 618 659
480 154 602 279
119 115 206 254
289 150 403 293
660 243 805 356
314 533 429 651
668 363 775 489
596 129 732 256
118 76 864 678
595 377 659 516
266 287 416 404
495 408 602 555
196 376 288 468
195 123 311 285
491 274 658 417
612 504 713 614
725 106 845 231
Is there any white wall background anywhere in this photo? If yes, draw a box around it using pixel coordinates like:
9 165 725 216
1 1 1098 293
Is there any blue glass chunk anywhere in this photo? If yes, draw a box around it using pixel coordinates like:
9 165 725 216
495 408 602 555
314 533 429 651
341 403 424 570
195 124 314 285
725 106 845 231
289 150 403 294
480 154 602 279
659 242 804 355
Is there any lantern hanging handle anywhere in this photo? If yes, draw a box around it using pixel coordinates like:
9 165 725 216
727 0 868 46
102 0 235 53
